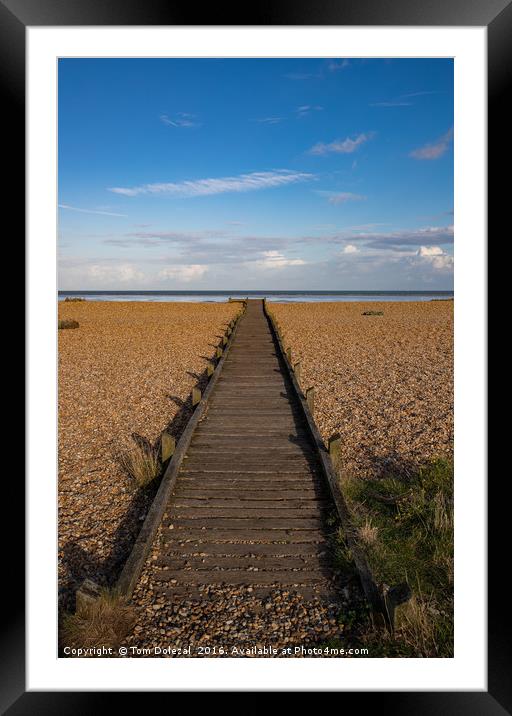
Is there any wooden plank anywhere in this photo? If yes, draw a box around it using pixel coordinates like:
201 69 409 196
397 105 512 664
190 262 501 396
159 529 328 542
156 585 335 601
173 489 327 500
153 570 331 585
173 498 330 508
171 507 329 518
160 543 329 558
167 517 324 529
155 555 329 570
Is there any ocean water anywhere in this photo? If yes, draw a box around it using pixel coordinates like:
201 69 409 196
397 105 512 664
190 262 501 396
58 290 453 303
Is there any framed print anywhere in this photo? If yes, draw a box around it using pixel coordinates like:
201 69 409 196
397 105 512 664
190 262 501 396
4 0 500 707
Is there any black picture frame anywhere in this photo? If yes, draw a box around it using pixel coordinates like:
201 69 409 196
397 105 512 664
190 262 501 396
7 0 499 708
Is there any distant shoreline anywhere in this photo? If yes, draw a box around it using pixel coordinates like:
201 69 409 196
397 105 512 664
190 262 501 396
58 290 454 303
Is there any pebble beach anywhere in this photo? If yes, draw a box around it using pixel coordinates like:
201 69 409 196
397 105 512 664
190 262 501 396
271 301 453 479
58 300 238 611
59 298 453 656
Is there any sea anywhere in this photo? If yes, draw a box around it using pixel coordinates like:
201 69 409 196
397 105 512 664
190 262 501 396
58 290 453 303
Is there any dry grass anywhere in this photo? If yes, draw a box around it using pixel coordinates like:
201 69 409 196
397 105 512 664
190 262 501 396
344 458 454 657
61 589 135 652
119 444 161 489
358 518 379 546
58 319 79 330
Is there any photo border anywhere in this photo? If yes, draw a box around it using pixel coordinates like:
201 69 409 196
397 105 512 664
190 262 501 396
4 0 499 707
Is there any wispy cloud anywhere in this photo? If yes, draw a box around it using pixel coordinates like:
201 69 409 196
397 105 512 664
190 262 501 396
346 225 454 250
108 170 314 198
370 100 412 108
295 105 323 117
284 72 321 80
309 132 374 156
370 90 440 107
327 59 350 71
326 192 366 205
253 117 283 124
160 112 200 128
59 204 127 217
409 129 453 160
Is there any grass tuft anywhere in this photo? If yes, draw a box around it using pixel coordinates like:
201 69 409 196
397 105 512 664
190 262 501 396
362 310 384 316
61 589 135 652
58 319 79 330
119 443 161 488
64 297 86 302
340 457 453 657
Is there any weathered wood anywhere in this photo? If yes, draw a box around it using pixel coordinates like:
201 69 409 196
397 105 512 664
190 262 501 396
305 386 315 415
161 431 176 462
168 517 324 530
207 362 215 377
75 578 101 611
114 308 243 599
153 570 330 585
160 528 328 542
293 360 301 385
328 433 342 467
159 542 327 557
191 387 201 407
115 299 366 609
156 555 330 570
263 301 403 630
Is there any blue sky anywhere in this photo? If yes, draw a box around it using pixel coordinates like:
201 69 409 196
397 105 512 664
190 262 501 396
58 58 453 290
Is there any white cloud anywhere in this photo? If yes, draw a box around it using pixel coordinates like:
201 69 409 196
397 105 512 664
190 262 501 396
158 264 208 282
409 129 453 160
87 263 144 283
255 250 306 270
160 113 199 128
343 244 359 254
309 132 374 156
254 117 283 124
327 192 366 205
59 204 127 217
109 170 313 198
417 245 453 270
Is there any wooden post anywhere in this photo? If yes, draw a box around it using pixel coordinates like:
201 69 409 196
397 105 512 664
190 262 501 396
306 386 315 415
207 362 214 377
293 360 301 385
216 346 222 359
328 433 342 467
75 578 101 612
192 387 201 407
222 335 228 346
161 431 176 462
286 346 292 364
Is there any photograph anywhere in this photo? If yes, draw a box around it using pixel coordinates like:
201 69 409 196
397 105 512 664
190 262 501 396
57 56 455 660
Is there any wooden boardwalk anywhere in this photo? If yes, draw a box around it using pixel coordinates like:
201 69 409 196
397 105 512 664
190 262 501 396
153 300 337 601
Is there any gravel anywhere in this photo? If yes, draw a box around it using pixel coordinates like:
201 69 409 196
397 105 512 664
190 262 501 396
121 531 360 658
271 301 453 479
58 300 238 611
60 298 452 657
